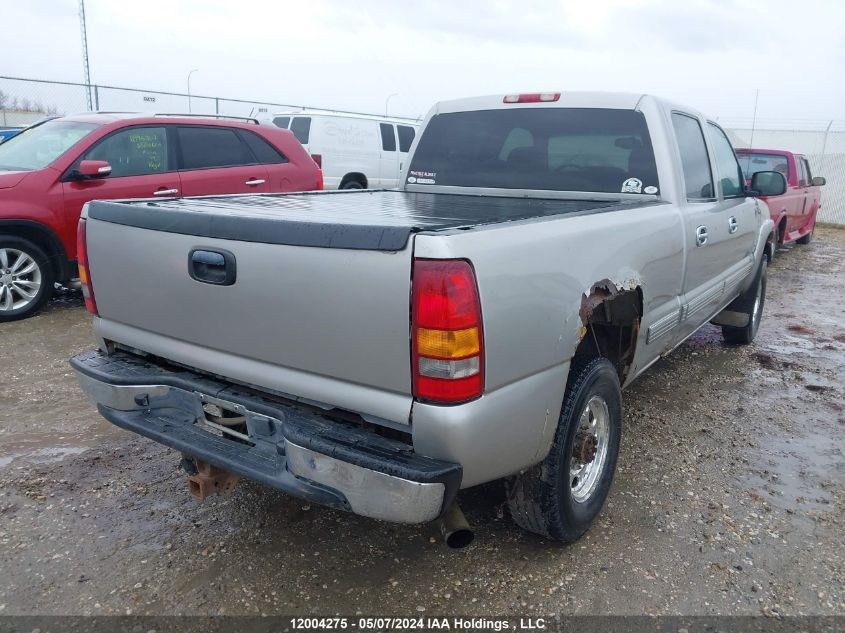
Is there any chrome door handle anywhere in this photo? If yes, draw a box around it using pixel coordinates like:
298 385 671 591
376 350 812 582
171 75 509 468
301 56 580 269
695 225 708 246
153 188 178 196
728 216 738 234
244 179 266 186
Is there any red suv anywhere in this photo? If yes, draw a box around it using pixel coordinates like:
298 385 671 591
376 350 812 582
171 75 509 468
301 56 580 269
736 148 825 253
0 113 323 321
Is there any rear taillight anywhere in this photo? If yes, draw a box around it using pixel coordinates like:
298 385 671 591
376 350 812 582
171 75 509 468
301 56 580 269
503 92 560 103
411 259 484 404
311 153 322 168
76 218 98 315
316 168 323 190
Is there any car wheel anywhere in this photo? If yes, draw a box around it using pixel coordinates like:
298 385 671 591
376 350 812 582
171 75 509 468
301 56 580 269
341 180 364 190
0 237 55 322
506 356 622 543
722 260 766 345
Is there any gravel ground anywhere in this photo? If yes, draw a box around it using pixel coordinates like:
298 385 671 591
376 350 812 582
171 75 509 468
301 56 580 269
0 227 843 618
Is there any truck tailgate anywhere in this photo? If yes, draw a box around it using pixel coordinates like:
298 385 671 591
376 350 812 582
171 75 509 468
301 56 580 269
84 193 418 424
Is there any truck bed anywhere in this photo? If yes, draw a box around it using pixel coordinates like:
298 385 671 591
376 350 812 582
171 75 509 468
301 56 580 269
87 189 635 251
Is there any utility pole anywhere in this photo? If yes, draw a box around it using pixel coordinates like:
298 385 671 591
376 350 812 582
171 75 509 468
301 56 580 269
79 0 93 110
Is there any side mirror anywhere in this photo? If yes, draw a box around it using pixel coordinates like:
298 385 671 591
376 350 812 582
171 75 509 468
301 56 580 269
77 160 112 179
748 171 786 197
811 176 826 187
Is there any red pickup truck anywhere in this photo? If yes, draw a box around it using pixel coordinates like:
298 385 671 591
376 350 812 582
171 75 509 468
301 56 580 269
0 113 322 322
735 148 825 253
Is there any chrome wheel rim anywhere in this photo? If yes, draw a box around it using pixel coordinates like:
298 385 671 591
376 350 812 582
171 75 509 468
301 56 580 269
751 275 763 329
0 248 42 312
569 395 611 503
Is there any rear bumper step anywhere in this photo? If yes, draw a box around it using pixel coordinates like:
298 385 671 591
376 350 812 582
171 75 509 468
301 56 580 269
70 350 461 523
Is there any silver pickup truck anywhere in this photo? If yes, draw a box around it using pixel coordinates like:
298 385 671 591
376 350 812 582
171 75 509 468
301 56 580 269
71 92 784 546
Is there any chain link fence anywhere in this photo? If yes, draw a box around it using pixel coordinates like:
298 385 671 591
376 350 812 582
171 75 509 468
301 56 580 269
1 75 843 225
0 75 413 126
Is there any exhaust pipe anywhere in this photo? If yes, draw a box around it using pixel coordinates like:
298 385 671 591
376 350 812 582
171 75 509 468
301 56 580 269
439 503 474 549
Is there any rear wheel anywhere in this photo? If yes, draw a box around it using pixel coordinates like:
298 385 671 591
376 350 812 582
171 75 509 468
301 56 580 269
0 236 54 322
506 356 622 543
722 260 766 345
341 180 364 190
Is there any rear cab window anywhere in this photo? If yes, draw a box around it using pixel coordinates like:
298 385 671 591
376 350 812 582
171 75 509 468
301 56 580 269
177 126 255 169
406 108 659 194
737 152 789 182
272 116 291 129
671 113 714 200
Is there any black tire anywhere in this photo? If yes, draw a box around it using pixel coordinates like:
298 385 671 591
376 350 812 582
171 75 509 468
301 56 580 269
341 180 364 190
506 356 622 543
722 260 767 345
0 236 54 322
796 223 814 245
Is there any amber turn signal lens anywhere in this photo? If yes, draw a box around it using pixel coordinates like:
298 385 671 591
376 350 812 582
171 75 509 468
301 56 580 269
416 327 480 359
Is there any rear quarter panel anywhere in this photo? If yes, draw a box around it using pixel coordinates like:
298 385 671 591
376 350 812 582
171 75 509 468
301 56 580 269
411 203 685 486
257 127 321 192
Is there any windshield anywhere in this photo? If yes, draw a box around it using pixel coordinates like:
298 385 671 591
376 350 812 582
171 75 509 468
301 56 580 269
406 107 659 195
0 120 98 171
736 152 789 181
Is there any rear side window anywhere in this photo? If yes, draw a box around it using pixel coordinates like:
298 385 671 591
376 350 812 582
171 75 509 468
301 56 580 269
407 107 659 194
397 125 415 152
707 123 743 197
380 123 396 151
84 126 170 177
671 113 713 200
177 126 254 169
240 130 288 164
272 116 291 129
290 117 311 144
737 152 789 180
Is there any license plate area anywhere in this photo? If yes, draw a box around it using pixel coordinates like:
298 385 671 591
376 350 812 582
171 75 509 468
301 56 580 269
194 393 255 446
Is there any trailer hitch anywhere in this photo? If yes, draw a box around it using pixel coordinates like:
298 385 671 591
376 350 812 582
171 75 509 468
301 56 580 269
183 458 240 501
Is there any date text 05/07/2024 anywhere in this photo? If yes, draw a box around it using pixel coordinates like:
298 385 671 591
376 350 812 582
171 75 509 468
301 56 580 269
288 617 547 631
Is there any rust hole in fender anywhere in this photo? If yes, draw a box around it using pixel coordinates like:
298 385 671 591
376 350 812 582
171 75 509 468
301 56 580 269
577 280 643 383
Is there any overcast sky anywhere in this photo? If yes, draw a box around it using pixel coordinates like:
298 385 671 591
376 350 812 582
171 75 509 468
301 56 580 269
3 0 844 122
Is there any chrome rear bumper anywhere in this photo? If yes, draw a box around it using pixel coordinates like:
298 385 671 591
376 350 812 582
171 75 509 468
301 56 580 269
71 350 461 524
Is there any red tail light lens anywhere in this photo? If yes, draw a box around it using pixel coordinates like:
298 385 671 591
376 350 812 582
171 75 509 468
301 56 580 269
316 168 324 191
503 92 560 103
76 218 98 315
412 259 484 404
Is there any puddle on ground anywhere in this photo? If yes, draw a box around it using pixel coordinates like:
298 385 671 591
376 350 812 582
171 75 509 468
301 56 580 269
742 428 843 511
0 428 124 469
0 446 89 469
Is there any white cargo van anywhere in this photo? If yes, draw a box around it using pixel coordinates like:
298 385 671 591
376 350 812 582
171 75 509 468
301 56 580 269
271 111 419 189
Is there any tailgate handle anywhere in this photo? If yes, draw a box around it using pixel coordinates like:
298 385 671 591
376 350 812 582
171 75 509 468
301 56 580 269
189 249 236 286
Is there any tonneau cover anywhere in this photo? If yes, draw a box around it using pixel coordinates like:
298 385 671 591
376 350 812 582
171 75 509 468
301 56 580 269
87 190 627 251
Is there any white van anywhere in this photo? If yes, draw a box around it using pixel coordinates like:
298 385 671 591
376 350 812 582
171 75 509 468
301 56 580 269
271 111 419 190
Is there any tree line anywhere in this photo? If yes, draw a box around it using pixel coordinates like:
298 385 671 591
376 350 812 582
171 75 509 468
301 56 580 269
0 89 61 115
